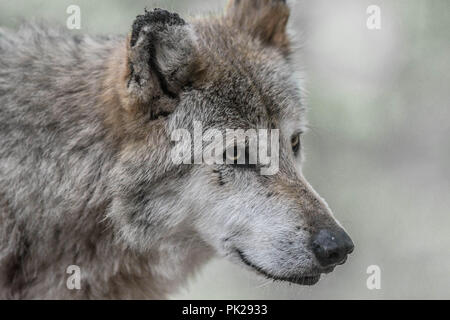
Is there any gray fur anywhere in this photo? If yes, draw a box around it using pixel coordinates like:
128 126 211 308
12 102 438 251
0 1 352 299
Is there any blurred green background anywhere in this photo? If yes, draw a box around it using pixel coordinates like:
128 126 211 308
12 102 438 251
1 0 449 299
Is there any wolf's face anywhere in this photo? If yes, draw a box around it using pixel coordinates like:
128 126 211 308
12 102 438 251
168 27 353 286
108 1 353 286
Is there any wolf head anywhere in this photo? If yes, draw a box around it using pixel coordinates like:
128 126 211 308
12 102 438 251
106 0 353 286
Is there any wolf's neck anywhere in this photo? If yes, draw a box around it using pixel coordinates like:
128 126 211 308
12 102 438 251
131 234 215 299
85 231 215 299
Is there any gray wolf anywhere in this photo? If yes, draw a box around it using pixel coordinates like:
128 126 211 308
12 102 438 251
0 0 354 299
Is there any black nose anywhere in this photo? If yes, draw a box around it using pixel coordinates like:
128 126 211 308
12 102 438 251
312 229 354 267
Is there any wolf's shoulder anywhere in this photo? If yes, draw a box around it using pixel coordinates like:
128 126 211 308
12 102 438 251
0 21 122 146
0 21 119 49
0 21 122 71
0 22 74 54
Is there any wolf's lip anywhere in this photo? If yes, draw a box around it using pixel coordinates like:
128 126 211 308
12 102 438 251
236 249 322 286
292 275 321 286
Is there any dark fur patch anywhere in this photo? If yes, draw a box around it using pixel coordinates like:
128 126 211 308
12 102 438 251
130 8 185 47
3 237 32 297
129 8 186 99
213 169 226 186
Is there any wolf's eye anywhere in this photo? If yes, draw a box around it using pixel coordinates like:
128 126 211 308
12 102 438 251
291 133 301 155
223 146 256 168
225 146 241 163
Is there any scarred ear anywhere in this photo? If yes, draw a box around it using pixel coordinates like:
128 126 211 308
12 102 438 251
125 9 204 113
226 0 291 55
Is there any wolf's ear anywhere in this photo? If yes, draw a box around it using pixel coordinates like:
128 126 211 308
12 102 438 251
226 0 291 55
125 9 204 113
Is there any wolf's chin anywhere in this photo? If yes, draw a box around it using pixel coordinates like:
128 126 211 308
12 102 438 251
235 249 321 286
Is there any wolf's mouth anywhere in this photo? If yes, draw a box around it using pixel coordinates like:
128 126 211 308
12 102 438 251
235 249 321 286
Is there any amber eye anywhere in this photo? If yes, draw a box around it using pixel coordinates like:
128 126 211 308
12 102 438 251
223 146 241 164
225 146 241 163
291 134 301 155
222 146 256 169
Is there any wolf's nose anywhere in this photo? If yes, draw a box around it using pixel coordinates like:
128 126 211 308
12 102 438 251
311 229 354 267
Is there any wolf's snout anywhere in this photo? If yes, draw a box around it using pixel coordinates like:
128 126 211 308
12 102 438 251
311 229 354 267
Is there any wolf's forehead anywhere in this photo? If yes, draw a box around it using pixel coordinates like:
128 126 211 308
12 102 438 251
203 59 305 129
194 23 305 129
